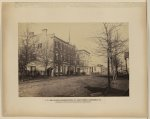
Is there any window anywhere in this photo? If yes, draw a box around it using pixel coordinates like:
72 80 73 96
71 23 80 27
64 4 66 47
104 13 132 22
60 43 62 50
62 44 64 51
55 51 59 61
58 42 60 49
38 43 42 49
62 55 64 61
60 54 63 61
55 65 58 73
55 41 58 48
64 54 67 61
68 55 70 62
60 66 63 72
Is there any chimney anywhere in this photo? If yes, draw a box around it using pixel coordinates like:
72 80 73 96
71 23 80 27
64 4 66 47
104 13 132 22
42 29 48 35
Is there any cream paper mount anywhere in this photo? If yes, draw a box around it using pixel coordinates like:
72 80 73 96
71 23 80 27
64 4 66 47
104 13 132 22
2 2 147 117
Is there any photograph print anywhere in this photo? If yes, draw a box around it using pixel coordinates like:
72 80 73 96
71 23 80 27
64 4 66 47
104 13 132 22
18 23 129 97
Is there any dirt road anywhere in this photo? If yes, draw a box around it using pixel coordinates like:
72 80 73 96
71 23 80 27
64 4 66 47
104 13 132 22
19 76 129 97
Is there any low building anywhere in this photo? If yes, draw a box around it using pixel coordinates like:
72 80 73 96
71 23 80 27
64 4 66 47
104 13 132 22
89 64 108 76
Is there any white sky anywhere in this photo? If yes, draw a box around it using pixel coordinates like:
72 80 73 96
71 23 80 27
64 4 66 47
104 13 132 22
19 23 128 66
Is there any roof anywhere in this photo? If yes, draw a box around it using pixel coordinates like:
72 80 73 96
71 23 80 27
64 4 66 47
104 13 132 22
77 49 90 54
54 36 75 48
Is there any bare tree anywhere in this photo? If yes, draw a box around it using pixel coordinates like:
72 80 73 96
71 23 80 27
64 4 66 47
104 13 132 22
94 23 128 89
110 31 128 80
36 36 53 76
18 28 38 78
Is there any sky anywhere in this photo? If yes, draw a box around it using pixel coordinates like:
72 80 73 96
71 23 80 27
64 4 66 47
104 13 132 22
18 23 129 66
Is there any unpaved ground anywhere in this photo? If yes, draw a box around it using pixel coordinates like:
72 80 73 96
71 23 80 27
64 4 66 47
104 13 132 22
19 76 129 97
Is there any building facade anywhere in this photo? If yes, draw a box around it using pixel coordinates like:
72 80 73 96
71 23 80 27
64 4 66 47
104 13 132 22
22 28 92 77
26 29 78 77
53 36 76 76
90 64 108 76
76 50 90 75
26 29 54 76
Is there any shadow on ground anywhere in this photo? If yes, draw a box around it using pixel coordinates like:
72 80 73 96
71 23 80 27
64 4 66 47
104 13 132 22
85 86 129 96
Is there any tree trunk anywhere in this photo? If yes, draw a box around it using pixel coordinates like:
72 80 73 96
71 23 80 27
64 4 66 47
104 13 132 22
45 65 47 76
58 65 60 76
115 64 118 77
107 57 111 89
110 57 114 80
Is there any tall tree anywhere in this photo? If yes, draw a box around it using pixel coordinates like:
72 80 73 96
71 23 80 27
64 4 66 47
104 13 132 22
18 28 38 77
110 31 128 80
95 23 128 89
36 35 53 76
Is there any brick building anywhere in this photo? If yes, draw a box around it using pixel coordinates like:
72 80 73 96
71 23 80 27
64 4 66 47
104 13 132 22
53 36 76 76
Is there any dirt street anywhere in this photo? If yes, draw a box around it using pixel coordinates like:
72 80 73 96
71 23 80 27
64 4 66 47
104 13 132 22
19 76 129 97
